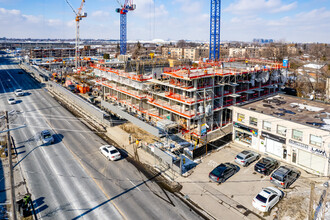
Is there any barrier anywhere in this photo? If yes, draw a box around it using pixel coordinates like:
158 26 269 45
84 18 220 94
49 81 110 126
101 100 161 137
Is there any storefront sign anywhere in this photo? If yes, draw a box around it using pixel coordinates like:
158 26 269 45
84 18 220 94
233 122 258 136
289 139 309 150
311 147 327 158
289 139 328 158
261 131 286 144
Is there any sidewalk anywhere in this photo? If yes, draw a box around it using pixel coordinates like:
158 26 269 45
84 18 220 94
106 126 156 166
1 146 31 219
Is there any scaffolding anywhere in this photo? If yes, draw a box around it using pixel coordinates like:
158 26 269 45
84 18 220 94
93 59 288 139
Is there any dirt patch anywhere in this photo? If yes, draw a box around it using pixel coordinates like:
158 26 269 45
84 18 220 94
120 123 158 143
0 137 7 158
276 195 308 220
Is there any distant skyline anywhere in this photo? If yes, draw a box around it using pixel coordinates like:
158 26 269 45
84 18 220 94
0 0 330 43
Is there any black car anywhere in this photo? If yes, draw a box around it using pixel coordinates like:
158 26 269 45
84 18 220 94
270 166 300 189
209 162 239 183
254 157 279 175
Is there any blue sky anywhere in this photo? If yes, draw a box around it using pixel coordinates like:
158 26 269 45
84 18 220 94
0 0 329 43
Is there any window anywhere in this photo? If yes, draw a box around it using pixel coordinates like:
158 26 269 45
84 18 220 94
250 117 258 126
277 125 287 136
310 134 322 147
292 129 303 141
237 113 245 122
263 121 271 131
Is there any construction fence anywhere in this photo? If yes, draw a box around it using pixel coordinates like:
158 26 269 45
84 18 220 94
48 81 110 127
20 62 50 82
140 143 181 179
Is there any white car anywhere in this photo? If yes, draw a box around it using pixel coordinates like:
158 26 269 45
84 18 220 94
100 145 121 161
14 89 24 96
7 98 16 104
252 187 284 212
40 130 54 145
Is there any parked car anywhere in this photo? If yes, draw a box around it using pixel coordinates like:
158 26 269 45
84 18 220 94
40 130 54 145
7 98 16 105
99 145 121 161
252 187 284 212
209 162 239 183
270 166 300 189
234 150 260 167
254 157 279 175
14 89 24 96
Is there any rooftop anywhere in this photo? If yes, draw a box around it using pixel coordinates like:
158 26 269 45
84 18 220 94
240 94 330 131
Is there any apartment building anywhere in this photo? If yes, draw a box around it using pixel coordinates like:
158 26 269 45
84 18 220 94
30 47 97 58
162 46 209 61
229 47 261 58
232 95 330 176
93 58 287 143
229 48 246 58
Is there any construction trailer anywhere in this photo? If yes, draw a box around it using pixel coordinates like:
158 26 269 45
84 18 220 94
93 58 288 141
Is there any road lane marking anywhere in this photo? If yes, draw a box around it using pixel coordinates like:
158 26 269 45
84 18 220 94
59 132 127 220
127 178 142 192
4 67 121 219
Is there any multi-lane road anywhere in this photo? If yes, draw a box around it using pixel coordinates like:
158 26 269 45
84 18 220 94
0 53 203 220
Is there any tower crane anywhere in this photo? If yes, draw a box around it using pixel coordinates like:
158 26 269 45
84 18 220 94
209 0 221 61
116 0 136 55
65 0 87 68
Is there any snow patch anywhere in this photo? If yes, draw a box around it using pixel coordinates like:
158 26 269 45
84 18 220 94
303 64 324 69
290 103 324 112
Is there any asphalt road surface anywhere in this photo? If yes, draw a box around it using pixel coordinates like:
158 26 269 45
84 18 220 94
0 53 203 220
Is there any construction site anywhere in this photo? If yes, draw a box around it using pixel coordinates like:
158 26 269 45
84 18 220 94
94 58 288 141
21 0 290 150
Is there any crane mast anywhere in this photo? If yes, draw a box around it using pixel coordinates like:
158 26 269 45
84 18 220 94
116 0 136 55
66 0 87 68
209 0 221 61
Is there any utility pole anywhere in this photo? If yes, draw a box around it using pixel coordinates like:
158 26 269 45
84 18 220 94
5 111 17 220
321 182 329 220
308 181 315 220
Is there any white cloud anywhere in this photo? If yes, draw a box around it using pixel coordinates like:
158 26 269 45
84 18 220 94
225 0 297 14
223 7 330 43
133 0 168 18
91 10 110 17
272 2 297 13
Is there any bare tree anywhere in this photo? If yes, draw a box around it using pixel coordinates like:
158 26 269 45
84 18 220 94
177 40 187 48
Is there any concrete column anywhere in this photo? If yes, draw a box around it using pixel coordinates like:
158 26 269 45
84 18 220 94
221 86 224 107
220 109 223 127
187 118 191 131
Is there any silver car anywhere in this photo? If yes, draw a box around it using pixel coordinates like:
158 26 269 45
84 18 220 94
40 130 54 145
235 150 260 167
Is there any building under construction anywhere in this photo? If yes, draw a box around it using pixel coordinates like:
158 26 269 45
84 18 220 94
93 58 288 141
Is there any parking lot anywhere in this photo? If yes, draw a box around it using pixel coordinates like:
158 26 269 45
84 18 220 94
178 142 328 220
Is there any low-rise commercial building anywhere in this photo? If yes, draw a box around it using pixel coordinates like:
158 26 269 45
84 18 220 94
232 95 330 176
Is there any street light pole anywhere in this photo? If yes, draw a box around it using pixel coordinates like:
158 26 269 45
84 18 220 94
5 111 17 220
